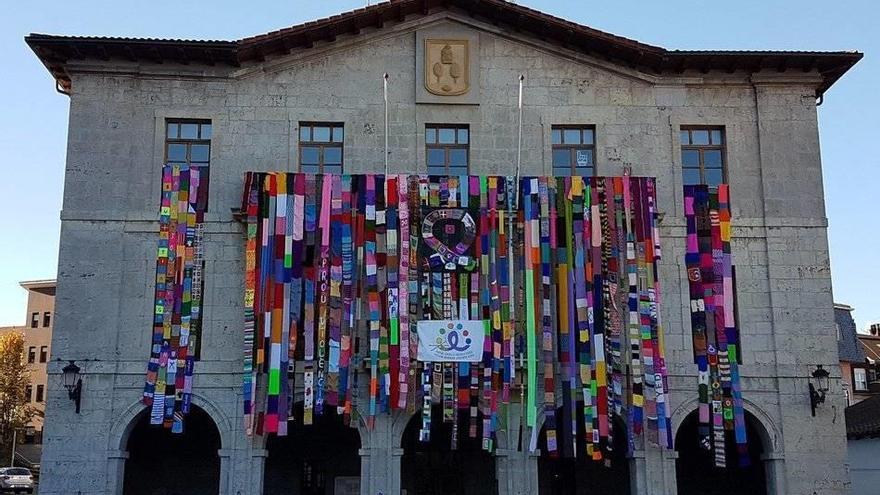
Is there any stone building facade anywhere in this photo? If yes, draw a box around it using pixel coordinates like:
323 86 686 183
27 1 861 494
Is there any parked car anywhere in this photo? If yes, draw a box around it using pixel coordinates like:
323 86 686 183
0 467 34 493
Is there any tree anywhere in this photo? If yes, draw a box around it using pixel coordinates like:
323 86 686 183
0 332 35 463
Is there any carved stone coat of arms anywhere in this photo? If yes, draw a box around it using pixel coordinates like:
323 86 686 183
424 39 470 96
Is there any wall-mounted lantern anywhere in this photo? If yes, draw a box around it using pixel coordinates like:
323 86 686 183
61 360 82 414
809 365 830 417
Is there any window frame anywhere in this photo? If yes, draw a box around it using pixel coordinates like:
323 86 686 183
680 125 727 187
298 122 345 174
35 384 44 403
24 385 32 403
551 125 596 176
27 347 36 364
164 119 212 166
30 313 39 329
854 367 869 392
39 346 48 363
425 124 470 175
43 311 51 327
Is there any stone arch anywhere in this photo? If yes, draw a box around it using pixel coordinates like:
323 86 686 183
672 400 780 495
351 404 374 450
400 404 498 494
246 391 372 451
670 397 781 456
391 408 418 449
119 401 224 495
263 400 363 495
110 393 233 453
536 403 631 495
106 394 232 495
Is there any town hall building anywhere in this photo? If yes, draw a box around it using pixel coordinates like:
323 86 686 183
27 1 860 494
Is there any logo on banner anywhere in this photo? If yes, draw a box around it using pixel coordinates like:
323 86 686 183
419 208 478 272
417 320 484 362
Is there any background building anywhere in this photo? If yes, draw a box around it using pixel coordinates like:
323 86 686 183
26 1 860 494
845 395 880 494
837 303 868 405
837 303 880 405
838 306 880 494
855 325 880 394
0 279 55 462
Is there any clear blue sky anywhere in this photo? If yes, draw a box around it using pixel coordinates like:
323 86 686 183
1 1 876 329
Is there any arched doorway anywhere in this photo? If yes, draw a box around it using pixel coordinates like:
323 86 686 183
401 406 497 495
537 405 630 495
674 410 767 495
264 402 361 495
122 404 221 495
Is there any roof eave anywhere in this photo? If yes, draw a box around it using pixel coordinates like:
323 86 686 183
25 34 240 92
663 51 863 97
24 2 863 97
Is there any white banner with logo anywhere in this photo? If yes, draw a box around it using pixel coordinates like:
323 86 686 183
416 320 485 362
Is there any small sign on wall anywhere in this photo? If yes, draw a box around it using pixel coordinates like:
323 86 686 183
577 150 591 167
417 320 485 362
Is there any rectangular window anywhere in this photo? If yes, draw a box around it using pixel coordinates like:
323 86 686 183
165 119 211 210
426 124 469 175
299 122 344 174
166 120 212 166
551 125 595 177
24 385 32 402
39 346 48 363
30 313 39 328
855 368 868 391
681 127 726 187
27 347 36 364
36 385 44 403
43 311 51 327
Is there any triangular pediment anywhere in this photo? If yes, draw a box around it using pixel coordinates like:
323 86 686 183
243 14 658 90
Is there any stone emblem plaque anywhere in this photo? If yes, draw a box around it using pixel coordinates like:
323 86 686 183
424 39 470 96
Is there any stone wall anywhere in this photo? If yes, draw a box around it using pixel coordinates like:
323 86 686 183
39 13 846 495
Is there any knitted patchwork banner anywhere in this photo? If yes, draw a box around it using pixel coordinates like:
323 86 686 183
683 184 747 467
142 163 207 432
241 173 672 460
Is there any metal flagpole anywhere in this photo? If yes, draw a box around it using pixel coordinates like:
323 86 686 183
515 73 525 452
515 74 524 190
384 73 389 176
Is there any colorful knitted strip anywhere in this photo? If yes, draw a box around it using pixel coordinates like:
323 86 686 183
365 175 380 426
327 175 343 409
522 178 540 443
683 184 746 466
143 163 207 431
242 173 258 434
398 176 411 410
339 176 353 419
539 178 558 456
